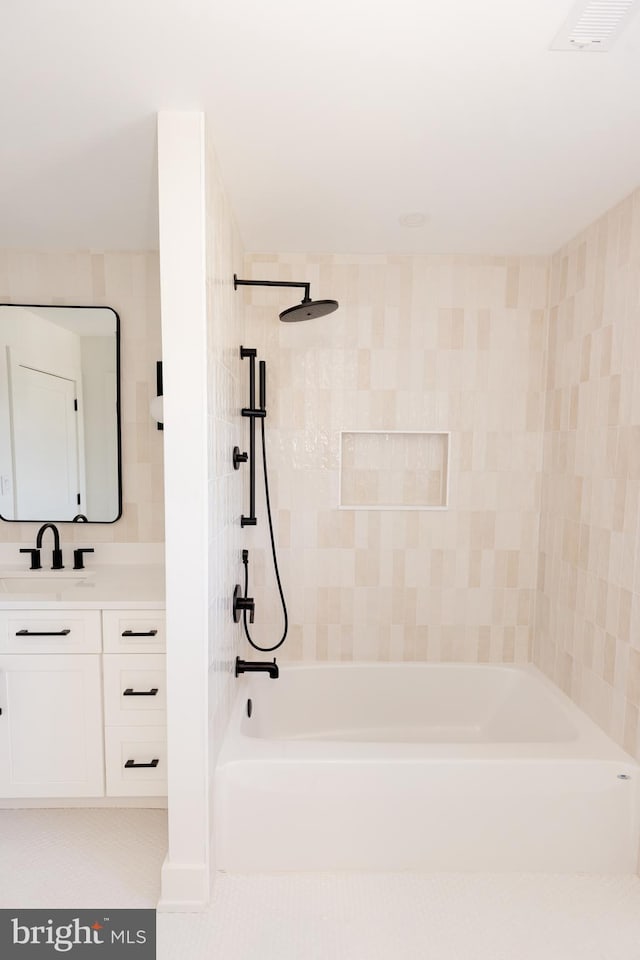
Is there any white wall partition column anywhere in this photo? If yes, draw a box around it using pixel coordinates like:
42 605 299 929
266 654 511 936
157 111 210 909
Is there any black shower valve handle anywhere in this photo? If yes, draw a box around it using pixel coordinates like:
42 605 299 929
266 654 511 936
233 584 255 624
233 446 248 470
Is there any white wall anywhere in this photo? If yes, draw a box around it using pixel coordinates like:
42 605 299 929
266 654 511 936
157 111 246 908
157 111 211 909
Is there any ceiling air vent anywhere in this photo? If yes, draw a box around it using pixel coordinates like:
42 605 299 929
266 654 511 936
550 0 640 51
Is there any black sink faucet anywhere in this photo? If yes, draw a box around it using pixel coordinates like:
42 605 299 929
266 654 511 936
35 523 64 570
235 656 279 679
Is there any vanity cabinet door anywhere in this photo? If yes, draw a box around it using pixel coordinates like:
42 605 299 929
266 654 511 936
0 654 104 798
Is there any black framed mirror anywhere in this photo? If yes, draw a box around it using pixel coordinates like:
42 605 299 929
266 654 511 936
0 304 122 523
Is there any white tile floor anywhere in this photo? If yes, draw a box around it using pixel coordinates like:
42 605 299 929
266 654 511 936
0 808 166 908
159 872 640 960
2 810 640 960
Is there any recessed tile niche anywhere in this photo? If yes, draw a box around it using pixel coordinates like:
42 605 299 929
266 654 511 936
339 431 449 510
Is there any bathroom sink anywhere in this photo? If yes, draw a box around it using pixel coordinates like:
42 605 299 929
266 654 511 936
0 572 94 596
0 569 91 579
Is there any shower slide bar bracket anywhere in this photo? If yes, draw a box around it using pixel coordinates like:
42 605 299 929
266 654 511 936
233 446 248 470
238 345 266 527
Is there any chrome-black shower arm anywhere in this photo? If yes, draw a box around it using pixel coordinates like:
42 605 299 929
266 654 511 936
233 273 338 322
234 274 311 303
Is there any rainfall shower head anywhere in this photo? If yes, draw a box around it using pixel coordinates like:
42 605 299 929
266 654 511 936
233 274 339 322
279 298 339 322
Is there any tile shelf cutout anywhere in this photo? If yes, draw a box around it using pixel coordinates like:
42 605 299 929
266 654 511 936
339 431 450 510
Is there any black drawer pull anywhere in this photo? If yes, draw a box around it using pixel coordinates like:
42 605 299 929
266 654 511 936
125 758 159 769
121 629 158 637
123 687 159 697
16 629 71 637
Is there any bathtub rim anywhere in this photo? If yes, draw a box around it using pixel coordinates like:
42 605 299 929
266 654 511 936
216 662 639 769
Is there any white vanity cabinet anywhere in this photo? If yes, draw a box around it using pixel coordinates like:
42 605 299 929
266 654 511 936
0 610 104 798
0 605 166 803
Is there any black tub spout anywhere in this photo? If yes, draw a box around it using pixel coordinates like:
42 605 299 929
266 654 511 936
235 656 279 679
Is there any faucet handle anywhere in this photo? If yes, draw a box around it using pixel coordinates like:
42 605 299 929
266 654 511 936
73 548 94 570
19 548 41 571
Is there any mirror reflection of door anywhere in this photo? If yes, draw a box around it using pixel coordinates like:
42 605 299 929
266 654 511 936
10 363 82 519
0 305 121 523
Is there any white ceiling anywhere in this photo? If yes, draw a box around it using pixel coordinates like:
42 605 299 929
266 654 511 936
2 0 640 256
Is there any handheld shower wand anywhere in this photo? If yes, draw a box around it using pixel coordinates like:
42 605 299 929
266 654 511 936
237 351 289 653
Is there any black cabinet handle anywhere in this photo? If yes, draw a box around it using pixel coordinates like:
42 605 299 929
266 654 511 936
124 758 159 769
121 629 158 637
15 629 71 637
123 687 159 697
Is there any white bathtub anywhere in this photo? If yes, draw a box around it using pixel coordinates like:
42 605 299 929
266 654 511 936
214 663 640 873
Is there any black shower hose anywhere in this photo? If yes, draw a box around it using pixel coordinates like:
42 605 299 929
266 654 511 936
242 416 289 652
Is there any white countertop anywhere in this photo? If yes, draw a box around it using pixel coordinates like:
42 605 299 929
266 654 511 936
0 564 165 609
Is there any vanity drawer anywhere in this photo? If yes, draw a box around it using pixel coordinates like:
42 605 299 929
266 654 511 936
103 654 166 726
0 610 102 654
105 726 167 797
102 611 166 653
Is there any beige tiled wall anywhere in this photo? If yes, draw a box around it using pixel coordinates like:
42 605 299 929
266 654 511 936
535 187 640 759
0 250 164 543
340 431 449 508
242 253 549 663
